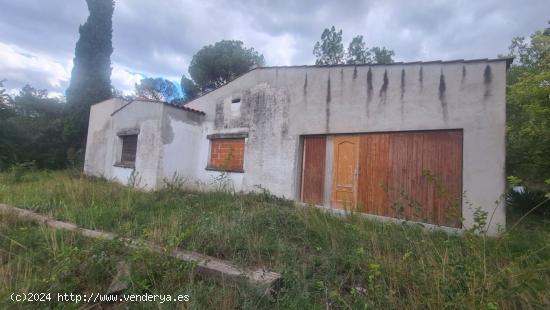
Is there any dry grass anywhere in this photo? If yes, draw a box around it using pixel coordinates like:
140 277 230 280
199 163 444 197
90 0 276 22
0 169 549 309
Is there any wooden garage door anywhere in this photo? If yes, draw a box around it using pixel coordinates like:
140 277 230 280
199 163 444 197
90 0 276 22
301 136 326 205
356 130 462 228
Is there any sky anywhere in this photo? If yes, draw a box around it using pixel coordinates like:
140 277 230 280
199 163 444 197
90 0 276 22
0 0 548 98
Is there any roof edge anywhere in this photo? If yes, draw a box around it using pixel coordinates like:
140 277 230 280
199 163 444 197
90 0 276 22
258 57 514 70
110 97 206 117
184 57 514 106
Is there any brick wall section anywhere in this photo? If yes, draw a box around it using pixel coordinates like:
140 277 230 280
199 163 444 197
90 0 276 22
208 138 245 172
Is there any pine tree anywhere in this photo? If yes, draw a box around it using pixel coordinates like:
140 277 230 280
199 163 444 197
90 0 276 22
64 0 114 157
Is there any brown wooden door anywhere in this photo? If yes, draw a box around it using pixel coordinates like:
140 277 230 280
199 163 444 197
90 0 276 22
356 130 463 228
301 136 327 205
331 136 360 209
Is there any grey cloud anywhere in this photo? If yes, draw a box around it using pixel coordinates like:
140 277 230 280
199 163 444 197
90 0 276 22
0 0 548 94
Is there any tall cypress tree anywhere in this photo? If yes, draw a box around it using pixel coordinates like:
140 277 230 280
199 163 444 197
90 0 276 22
65 0 114 157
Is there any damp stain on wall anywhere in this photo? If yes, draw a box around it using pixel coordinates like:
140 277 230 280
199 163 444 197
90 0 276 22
340 68 344 100
353 66 358 79
214 101 224 129
326 73 331 132
419 67 424 93
379 69 389 104
280 92 290 138
303 72 308 104
367 67 373 102
366 67 373 116
400 69 406 101
483 64 492 100
400 69 406 119
461 65 467 85
439 69 448 122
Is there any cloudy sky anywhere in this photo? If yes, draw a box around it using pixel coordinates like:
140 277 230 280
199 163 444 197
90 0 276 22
0 0 548 97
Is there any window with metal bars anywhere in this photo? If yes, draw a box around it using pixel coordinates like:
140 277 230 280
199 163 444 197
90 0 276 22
119 134 137 167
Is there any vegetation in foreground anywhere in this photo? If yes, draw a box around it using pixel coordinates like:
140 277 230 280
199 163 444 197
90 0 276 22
0 170 549 309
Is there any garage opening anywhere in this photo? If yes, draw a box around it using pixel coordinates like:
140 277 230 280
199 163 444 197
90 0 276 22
301 130 463 228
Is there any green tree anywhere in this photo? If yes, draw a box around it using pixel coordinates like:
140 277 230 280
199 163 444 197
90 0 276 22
0 80 15 170
505 22 550 187
64 0 114 156
0 79 10 105
370 46 395 64
314 27 395 65
346 35 372 64
313 26 344 65
180 75 199 102
0 85 66 170
189 40 264 92
135 78 179 102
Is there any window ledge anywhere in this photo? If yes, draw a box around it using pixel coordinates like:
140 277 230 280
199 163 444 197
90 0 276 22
205 166 244 173
114 162 135 169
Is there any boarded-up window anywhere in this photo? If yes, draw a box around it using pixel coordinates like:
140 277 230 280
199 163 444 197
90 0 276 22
207 138 245 172
120 135 138 166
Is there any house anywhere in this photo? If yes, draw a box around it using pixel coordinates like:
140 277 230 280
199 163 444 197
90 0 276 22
84 58 512 235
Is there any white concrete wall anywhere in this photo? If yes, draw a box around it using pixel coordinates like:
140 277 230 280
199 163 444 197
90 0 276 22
85 60 507 234
186 60 507 234
84 98 125 178
84 99 165 189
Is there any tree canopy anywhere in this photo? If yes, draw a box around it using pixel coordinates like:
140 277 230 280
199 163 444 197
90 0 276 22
188 40 265 92
135 78 179 102
0 84 66 170
313 26 395 65
346 35 371 64
180 75 199 102
313 26 345 65
64 0 114 156
370 47 395 65
505 22 550 187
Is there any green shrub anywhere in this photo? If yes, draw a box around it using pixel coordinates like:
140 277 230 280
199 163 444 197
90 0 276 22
7 161 37 183
506 188 550 217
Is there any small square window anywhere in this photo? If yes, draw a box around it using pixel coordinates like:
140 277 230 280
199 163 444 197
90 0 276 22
117 134 137 167
206 138 245 172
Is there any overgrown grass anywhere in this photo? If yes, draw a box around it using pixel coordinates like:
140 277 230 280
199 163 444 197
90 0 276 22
1 170 549 309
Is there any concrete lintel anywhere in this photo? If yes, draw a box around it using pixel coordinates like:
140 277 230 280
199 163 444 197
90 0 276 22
207 132 249 140
117 128 140 136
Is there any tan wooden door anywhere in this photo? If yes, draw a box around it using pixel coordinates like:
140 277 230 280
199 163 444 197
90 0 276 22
331 136 360 209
